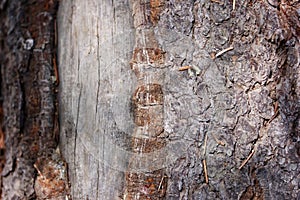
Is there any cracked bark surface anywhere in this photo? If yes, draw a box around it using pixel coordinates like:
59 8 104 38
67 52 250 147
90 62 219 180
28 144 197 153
0 1 70 199
58 0 299 199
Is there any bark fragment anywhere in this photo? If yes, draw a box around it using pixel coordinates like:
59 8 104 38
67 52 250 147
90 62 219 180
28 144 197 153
0 1 70 199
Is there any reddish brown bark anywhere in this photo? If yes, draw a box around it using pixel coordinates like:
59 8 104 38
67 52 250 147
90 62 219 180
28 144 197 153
0 1 70 199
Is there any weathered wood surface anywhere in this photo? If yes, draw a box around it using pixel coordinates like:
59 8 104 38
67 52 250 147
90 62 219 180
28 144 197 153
58 1 136 199
58 0 300 199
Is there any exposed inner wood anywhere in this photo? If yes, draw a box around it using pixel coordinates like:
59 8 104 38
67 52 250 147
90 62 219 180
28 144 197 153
124 1 168 199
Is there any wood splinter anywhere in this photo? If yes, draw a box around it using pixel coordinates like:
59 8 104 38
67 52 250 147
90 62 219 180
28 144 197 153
215 46 234 58
33 164 45 180
178 66 191 71
158 175 166 191
238 148 256 170
210 0 223 4
267 110 279 124
203 159 209 184
211 132 226 146
53 57 59 85
267 101 279 124
233 0 236 10
202 133 209 184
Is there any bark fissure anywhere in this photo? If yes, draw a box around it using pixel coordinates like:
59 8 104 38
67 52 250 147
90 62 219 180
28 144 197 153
74 84 82 167
95 20 100 116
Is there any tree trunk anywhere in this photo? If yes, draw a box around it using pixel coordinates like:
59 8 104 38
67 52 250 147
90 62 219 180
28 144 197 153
58 0 300 199
0 1 69 199
1 0 299 199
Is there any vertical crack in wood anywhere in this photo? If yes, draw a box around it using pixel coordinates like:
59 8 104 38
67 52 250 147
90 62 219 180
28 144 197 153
74 84 82 171
95 19 101 116
96 162 100 200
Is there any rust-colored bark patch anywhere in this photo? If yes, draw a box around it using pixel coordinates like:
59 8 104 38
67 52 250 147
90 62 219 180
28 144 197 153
240 180 264 200
150 0 165 24
124 170 167 199
240 170 265 200
131 48 165 65
133 84 164 138
133 84 164 106
132 0 165 27
132 84 164 137
134 106 164 136
34 152 70 200
131 137 166 153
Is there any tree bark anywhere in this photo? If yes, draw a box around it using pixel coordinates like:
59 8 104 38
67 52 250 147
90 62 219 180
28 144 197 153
58 0 300 199
0 1 69 199
1 0 299 199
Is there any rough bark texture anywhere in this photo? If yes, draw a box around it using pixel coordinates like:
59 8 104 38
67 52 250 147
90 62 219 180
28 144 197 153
0 1 70 199
0 94 4 197
58 0 299 199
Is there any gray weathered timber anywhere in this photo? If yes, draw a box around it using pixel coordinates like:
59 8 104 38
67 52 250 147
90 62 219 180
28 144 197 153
58 0 136 199
58 0 300 199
